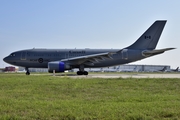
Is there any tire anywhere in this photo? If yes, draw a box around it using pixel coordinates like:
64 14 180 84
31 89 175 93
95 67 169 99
83 71 88 75
77 71 83 75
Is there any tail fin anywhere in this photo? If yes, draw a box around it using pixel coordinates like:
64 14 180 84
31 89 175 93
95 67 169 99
173 67 179 72
126 20 167 50
175 67 179 71
159 66 166 72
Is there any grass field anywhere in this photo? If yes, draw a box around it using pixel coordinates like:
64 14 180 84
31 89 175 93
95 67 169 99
0 73 180 120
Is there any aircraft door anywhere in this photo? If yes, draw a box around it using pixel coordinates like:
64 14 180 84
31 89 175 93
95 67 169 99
65 53 69 59
21 52 27 60
122 49 128 60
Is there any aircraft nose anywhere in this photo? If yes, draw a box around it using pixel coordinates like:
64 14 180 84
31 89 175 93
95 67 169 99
3 57 9 63
3 57 7 62
3 56 17 65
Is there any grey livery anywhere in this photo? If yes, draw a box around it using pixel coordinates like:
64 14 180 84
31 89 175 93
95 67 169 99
3 20 175 75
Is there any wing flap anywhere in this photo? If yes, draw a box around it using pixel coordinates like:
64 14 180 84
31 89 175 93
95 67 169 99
61 52 115 65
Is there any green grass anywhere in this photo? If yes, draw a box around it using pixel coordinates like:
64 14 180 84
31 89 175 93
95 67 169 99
0 73 180 120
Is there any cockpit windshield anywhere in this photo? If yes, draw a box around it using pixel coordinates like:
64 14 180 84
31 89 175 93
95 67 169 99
10 53 15 56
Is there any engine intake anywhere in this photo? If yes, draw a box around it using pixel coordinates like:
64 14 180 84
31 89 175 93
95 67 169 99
48 61 71 73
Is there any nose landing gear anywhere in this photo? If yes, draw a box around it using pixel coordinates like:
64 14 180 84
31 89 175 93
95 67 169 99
25 67 30 75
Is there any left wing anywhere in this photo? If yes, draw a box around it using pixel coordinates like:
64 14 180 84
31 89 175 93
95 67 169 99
61 52 115 66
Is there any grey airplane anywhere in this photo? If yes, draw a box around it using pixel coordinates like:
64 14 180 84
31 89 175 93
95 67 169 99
3 20 175 75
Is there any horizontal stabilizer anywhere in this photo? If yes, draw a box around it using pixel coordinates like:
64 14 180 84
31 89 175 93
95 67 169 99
142 48 175 57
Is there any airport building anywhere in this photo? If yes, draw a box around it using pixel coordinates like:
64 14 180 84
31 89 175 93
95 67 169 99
5 66 16 72
71 64 171 72
118 64 170 72
18 67 48 72
0 68 5 73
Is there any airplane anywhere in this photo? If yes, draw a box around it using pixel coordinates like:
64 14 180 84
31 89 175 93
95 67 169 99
3 20 175 75
171 67 179 72
158 66 167 72
145 66 167 72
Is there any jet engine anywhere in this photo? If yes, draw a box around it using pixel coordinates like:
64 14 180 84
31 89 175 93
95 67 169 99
48 61 71 73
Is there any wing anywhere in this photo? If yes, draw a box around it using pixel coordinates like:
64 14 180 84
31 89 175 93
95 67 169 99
61 52 116 66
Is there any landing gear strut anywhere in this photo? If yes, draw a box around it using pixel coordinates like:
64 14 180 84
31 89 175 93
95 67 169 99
25 67 30 75
77 65 88 75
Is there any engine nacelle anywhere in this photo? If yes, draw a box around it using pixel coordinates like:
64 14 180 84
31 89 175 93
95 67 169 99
48 61 71 73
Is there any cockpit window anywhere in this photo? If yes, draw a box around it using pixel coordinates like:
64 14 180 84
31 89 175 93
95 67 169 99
10 53 15 56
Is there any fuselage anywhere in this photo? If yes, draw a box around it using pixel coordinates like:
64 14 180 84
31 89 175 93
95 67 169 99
3 48 144 69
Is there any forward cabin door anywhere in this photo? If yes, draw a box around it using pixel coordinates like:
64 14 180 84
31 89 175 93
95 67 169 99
65 53 69 59
21 52 27 60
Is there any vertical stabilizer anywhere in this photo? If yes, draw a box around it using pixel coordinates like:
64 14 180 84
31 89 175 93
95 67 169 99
126 20 167 50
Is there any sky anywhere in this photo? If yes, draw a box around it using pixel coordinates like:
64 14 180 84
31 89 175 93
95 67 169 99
1 0 180 68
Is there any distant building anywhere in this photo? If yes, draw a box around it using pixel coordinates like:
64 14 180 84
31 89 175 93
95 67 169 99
5 66 16 72
18 67 25 71
29 68 48 72
0 68 5 73
18 67 48 72
118 64 170 72
72 64 171 72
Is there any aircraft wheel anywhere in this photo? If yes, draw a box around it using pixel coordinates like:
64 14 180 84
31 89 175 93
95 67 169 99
77 71 83 75
77 71 88 75
83 71 88 75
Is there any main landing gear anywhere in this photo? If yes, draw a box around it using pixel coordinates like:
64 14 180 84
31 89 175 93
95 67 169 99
77 71 88 75
25 67 30 75
77 65 88 75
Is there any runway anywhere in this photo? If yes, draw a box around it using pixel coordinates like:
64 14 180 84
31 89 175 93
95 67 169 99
55 73 180 78
90 73 180 78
